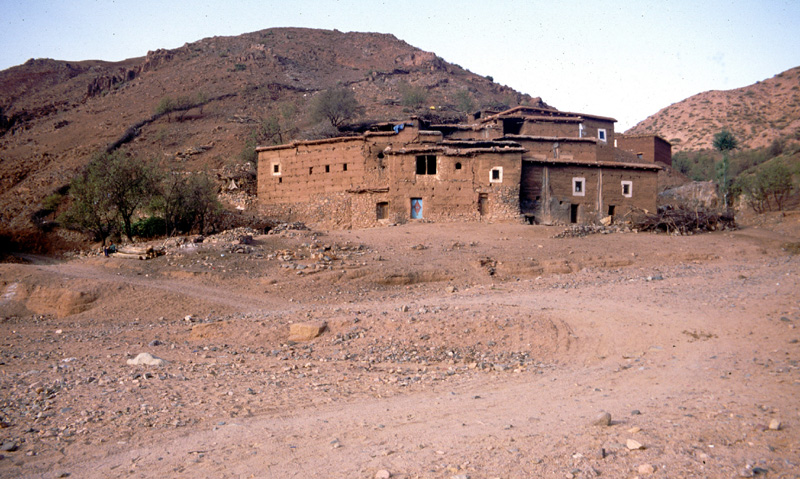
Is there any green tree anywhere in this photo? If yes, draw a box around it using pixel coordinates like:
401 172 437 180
399 82 427 109
64 151 158 242
454 89 475 113
713 129 738 206
733 161 793 213
153 170 221 235
311 87 364 129
155 97 176 121
59 162 118 245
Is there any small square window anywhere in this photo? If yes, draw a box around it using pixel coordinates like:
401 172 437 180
597 128 607 143
455 162 462 170
271 162 281 176
572 177 585 196
622 181 632 198
490 167 503 183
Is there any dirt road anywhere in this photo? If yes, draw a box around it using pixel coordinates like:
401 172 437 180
1 219 798 478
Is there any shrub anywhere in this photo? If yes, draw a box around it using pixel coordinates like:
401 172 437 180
132 216 167 238
310 87 364 129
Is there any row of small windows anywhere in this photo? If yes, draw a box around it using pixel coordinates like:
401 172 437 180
572 177 632 197
272 162 349 176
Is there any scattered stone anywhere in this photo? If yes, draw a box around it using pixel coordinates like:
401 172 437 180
126 352 166 366
446 285 457 293
768 419 781 430
593 411 612 426
627 426 641 434
451 475 470 479
752 467 769 475
626 439 644 450
375 470 391 479
631 410 641 415
148 339 162 347
0 441 18 452
288 321 327 341
739 468 754 477
638 463 655 474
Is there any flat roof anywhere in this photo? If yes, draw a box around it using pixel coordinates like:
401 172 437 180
482 106 616 123
523 157 662 170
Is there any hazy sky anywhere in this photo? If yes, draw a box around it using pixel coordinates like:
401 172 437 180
2 0 799 130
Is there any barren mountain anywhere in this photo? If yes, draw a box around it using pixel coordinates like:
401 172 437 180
626 66 800 152
0 27 543 238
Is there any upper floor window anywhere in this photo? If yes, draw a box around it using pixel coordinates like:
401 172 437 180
416 155 437 175
597 128 607 143
271 162 281 176
572 177 586 196
490 167 503 183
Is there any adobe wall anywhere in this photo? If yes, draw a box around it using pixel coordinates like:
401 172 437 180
616 135 672 166
385 151 523 223
519 120 578 137
516 138 598 162
521 163 659 224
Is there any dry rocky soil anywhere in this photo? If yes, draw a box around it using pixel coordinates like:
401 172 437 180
1 216 799 479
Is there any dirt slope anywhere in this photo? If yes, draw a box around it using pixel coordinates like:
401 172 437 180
0 27 545 236
626 66 800 152
1 217 799 478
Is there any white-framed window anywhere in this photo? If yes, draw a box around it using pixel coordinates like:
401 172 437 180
490 167 503 183
578 123 585 138
597 128 607 143
621 181 633 198
271 161 281 176
572 177 586 196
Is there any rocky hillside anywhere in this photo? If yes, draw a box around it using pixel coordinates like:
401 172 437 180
626 66 800 152
0 27 544 236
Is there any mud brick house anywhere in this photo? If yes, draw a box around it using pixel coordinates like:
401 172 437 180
257 106 663 227
615 133 673 167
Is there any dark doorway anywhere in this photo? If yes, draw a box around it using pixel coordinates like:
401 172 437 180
478 193 488 216
376 202 388 220
570 204 579 223
607 205 616 217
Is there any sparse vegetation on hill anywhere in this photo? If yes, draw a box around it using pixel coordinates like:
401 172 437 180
0 27 546 248
627 66 800 152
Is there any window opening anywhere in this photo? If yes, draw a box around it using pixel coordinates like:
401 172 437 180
415 155 437 175
621 181 632 198
597 128 607 142
455 162 462 170
572 177 585 196
608 205 616 216
309 167 313 175
325 165 330 173
343 163 348 171
490 167 503 183
271 162 281 176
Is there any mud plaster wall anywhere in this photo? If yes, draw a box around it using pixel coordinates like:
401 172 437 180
386 152 523 223
520 121 579 137
616 136 672 167
517 139 598 162
523 164 658 224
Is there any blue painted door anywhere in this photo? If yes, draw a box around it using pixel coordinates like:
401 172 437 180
410 198 423 219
